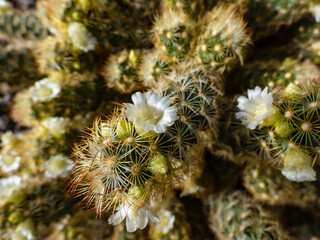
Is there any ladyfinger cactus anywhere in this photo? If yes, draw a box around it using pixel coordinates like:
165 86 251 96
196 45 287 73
67 64 222 232
208 192 289 240
243 163 318 207
103 49 141 93
0 9 48 40
194 4 251 73
236 78 320 182
152 8 193 63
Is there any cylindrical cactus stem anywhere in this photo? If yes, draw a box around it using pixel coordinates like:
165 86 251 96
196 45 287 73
152 8 194 63
102 49 142 93
207 191 290 240
138 50 171 88
194 4 251 73
243 163 318 207
0 47 43 93
164 0 205 19
0 9 48 40
240 0 309 40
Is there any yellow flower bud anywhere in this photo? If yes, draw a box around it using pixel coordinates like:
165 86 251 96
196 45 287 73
149 154 168 175
282 147 316 182
283 83 302 99
274 121 291 137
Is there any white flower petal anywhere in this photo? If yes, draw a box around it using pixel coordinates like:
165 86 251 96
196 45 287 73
137 209 148 229
132 92 146 105
125 91 179 133
281 166 317 182
68 22 96 52
108 210 125 225
30 78 61 102
108 202 159 232
236 87 273 130
126 218 138 233
147 209 160 224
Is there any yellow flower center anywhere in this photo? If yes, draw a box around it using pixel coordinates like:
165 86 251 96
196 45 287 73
140 106 164 125
2 155 16 166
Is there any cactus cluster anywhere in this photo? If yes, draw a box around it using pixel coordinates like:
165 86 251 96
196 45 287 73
1 0 320 239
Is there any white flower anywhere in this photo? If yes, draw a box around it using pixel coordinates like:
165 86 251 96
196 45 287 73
68 22 97 52
310 4 320 22
1 131 19 150
0 151 21 172
0 0 11 8
157 210 175 234
281 148 316 182
124 92 179 133
29 78 61 102
281 167 316 182
236 86 274 130
4 221 34 240
44 154 74 178
42 117 70 137
108 202 160 232
0 176 22 202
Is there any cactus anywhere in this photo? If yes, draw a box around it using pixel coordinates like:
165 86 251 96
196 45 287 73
194 4 251 72
152 8 193 63
235 78 320 182
0 182 79 239
103 49 142 93
208 191 289 240
0 48 43 92
67 64 222 232
0 9 48 40
2 0 320 238
164 0 205 19
138 50 171 88
239 0 309 40
243 163 318 207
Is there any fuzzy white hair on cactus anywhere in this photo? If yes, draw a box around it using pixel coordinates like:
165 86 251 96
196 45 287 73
124 91 179 133
68 22 97 52
108 202 160 232
281 148 317 182
29 78 61 102
236 86 274 130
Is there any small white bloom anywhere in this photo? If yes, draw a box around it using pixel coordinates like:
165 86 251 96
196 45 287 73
281 149 316 182
0 0 11 8
281 166 316 182
0 176 22 202
1 131 19 150
236 86 274 130
68 22 97 52
5 221 34 240
310 4 320 22
0 151 21 172
124 91 179 133
157 210 175 234
44 154 74 178
42 117 70 137
108 202 160 232
29 78 61 102
13 224 34 240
